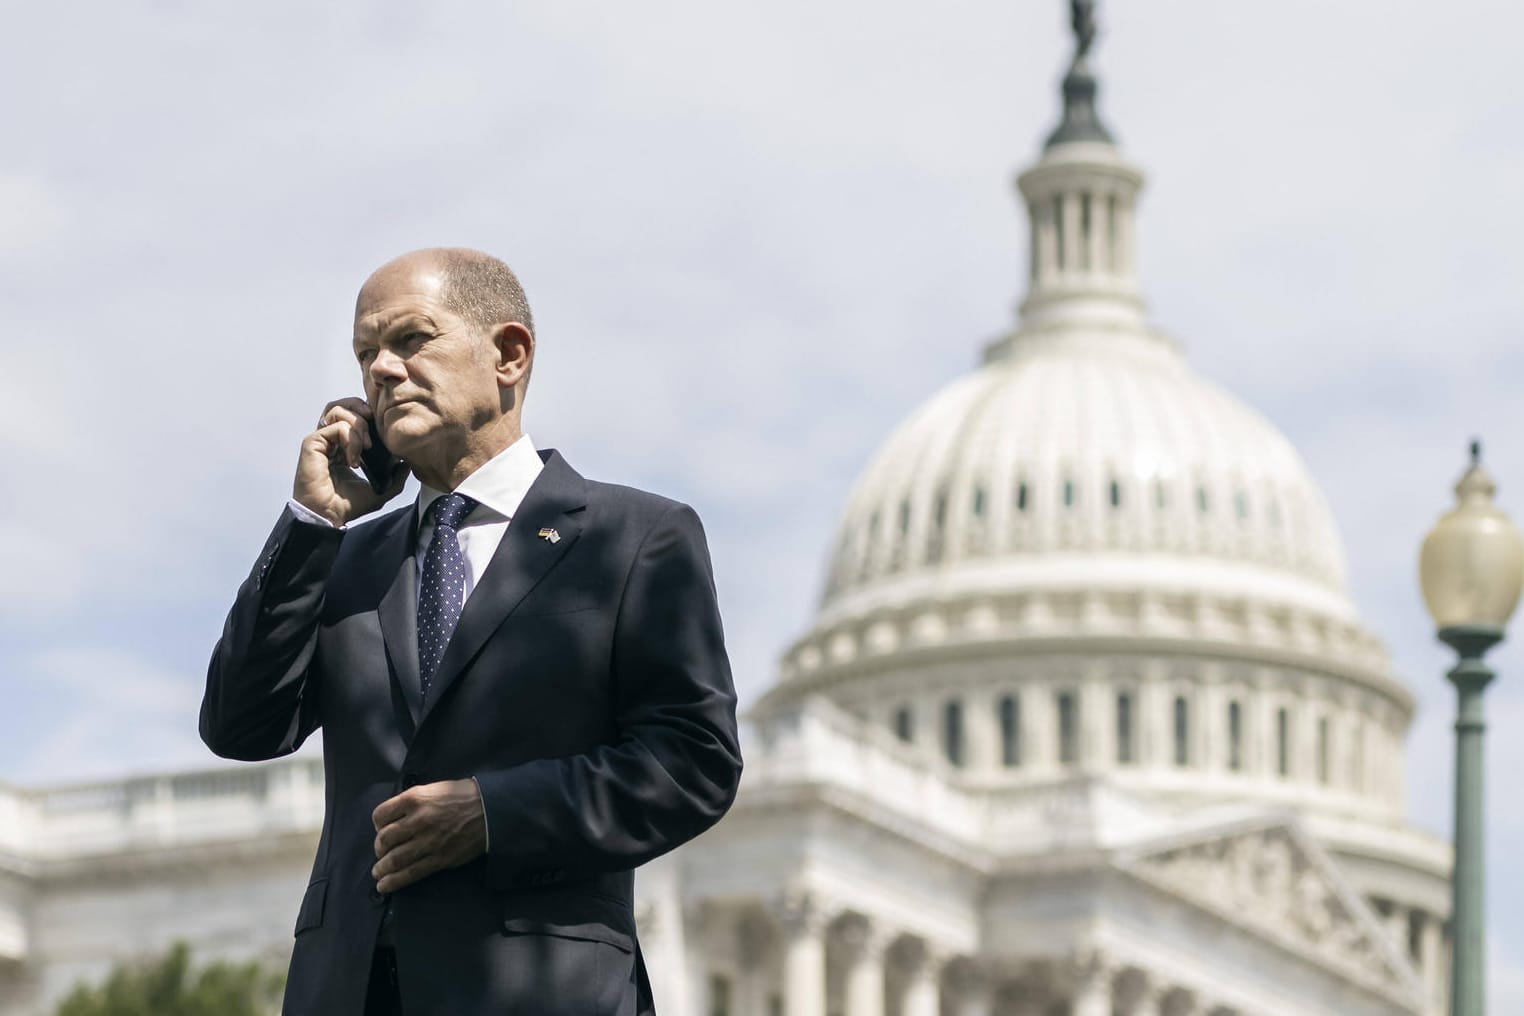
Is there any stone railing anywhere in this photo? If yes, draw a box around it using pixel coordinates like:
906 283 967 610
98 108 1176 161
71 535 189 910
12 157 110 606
743 695 989 848
0 756 324 862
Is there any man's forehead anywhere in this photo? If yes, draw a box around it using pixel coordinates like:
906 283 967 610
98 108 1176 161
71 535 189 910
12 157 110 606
354 266 448 331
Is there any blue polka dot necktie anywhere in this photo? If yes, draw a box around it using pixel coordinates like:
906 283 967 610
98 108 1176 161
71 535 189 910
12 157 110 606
418 492 477 699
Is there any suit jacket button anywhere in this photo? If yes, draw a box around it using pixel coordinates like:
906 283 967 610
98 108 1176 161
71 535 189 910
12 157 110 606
370 888 386 904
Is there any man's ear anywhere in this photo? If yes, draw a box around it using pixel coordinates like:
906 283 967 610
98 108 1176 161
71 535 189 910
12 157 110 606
491 322 534 389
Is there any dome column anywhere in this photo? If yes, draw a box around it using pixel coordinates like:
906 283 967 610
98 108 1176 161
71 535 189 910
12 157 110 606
1069 946 1115 1016
838 914 894 1016
773 891 830 1016
899 938 949 1016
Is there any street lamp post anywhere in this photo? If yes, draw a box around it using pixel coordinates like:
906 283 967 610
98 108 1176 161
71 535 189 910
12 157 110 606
1419 440 1524 1016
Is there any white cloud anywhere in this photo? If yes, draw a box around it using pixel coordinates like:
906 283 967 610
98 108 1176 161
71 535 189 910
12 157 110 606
14 648 206 785
0 174 68 258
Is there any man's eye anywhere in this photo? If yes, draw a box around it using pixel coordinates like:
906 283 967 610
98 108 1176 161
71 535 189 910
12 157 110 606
357 350 376 364
403 331 429 345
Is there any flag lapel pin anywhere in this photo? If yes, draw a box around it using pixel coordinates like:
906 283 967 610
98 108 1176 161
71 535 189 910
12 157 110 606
537 527 561 544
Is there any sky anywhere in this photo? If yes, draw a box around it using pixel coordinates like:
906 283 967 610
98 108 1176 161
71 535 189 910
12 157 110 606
2 0 1522 1004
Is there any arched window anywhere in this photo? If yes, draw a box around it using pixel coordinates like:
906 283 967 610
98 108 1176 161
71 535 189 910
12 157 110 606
1116 692 1134 764
943 699 965 767
1173 696 1190 766
1016 480 1030 513
1057 691 1079 766
1228 701 1244 771
1063 478 1077 509
1109 479 1123 509
999 695 1021 767
894 706 914 743
1276 708 1290 777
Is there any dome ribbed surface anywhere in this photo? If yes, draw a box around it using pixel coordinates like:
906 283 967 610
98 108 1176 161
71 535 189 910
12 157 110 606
820 333 1348 617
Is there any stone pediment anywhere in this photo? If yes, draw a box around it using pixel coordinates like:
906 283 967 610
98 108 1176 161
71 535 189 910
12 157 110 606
1117 816 1425 1013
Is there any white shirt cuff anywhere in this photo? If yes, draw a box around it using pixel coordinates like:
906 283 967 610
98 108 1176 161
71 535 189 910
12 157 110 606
471 775 490 852
286 498 342 529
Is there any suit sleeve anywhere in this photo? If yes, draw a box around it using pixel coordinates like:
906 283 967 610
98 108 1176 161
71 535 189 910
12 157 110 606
475 502 743 887
200 506 342 761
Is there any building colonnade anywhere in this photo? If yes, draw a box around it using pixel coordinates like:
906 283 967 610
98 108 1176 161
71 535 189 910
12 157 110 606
683 893 1263 1016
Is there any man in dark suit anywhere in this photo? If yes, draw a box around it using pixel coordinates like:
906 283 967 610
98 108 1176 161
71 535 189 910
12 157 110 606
201 248 743 1016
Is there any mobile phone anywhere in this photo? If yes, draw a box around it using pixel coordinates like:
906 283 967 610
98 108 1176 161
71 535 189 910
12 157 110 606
359 415 405 495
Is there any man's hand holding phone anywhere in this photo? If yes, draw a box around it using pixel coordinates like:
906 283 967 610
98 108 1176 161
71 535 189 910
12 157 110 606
295 397 408 526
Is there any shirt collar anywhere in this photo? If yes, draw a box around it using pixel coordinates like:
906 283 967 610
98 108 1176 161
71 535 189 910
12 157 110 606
416 433 543 530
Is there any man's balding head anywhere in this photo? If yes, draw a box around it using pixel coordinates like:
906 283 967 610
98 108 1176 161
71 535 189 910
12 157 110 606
363 247 534 337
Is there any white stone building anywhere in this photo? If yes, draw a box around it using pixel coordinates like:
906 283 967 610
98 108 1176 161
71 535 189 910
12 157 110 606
0 12 1450 1016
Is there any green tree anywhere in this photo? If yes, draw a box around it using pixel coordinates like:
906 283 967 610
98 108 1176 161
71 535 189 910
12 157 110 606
55 941 283 1016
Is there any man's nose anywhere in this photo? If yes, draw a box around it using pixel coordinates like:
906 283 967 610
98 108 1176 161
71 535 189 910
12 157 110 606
368 349 407 384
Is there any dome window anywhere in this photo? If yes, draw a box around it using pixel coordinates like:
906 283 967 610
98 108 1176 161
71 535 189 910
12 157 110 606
1063 479 1076 509
972 485 987 517
1053 195 1067 269
1276 708 1291 777
1351 722 1365 791
1080 192 1094 271
1016 480 1030 513
893 705 914 743
709 975 732 1016
943 699 965 767
1109 479 1123 510
927 489 949 562
1173 696 1191 766
1196 487 1210 514
1116 692 1135 764
1228 701 1244 771
1057 691 1079 766
1155 479 1168 510
889 499 911 569
860 511 881 580
1106 194 1120 271
999 695 1022 767
1317 716 1331 785
1235 491 1250 521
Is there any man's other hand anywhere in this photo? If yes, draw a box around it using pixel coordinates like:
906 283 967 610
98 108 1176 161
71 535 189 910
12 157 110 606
294 396 407 527
371 778 487 894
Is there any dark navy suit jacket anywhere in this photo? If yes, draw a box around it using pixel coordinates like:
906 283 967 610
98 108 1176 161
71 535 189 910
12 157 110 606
201 449 743 1016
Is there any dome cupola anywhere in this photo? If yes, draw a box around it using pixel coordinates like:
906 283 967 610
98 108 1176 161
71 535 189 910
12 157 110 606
762 1 1413 825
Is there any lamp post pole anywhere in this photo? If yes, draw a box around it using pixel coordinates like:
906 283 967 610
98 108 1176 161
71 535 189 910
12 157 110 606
1439 624 1501 1016
1420 441 1524 1016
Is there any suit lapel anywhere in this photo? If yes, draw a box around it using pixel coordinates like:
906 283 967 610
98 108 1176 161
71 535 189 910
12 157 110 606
417 450 589 729
376 507 424 724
